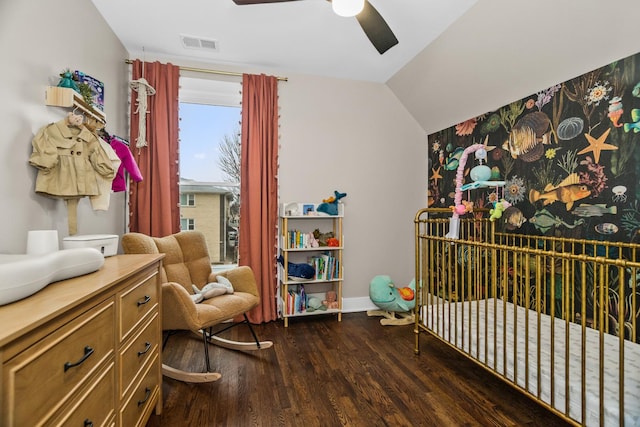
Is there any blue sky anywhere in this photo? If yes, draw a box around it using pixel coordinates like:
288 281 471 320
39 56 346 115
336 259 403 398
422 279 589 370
179 102 241 182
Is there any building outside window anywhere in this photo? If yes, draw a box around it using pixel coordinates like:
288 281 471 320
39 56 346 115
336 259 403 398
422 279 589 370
180 193 196 207
179 77 241 266
179 179 235 263
181 218 195 230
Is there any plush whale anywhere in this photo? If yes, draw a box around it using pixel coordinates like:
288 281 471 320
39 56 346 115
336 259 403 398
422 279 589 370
277 255 315 279
368 275 415 313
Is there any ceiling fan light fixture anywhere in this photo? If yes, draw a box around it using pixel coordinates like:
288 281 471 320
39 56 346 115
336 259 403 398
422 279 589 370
332 0 364 17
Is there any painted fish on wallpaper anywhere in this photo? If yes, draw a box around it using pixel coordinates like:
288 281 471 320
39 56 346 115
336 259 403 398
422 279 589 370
623 108 640 133
529 208 585 234
444 147 465 170
503 206 527 230
528 173 591 211
595 223 619 235
572 203 618 217
502 112 551 162
608 96 624 128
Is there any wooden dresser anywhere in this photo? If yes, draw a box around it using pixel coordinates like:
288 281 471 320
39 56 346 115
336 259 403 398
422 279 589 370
0 254 164 427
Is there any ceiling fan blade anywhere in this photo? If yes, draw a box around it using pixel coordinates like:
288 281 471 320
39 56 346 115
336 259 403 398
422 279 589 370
232 0 299 4
355 0 398 55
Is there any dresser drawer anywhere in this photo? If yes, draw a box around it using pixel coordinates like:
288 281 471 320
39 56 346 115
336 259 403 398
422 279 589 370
119 353 160 427
119 312 159 399
49 362 116 427
118 270 159 343
4 301 115 426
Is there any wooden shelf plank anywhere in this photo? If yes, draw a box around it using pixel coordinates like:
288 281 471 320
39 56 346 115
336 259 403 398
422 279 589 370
45 86 106 123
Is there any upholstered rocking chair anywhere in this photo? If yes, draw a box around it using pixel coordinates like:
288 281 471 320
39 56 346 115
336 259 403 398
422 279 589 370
121 230 273 383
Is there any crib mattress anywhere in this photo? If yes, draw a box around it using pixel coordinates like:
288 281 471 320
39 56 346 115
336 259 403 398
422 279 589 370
422 298 640 427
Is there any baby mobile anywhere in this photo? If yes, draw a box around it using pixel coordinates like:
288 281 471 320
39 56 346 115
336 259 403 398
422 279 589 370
445 137 506 239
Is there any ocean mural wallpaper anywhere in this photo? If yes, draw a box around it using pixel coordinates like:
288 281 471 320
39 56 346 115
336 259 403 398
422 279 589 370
427 51 640 245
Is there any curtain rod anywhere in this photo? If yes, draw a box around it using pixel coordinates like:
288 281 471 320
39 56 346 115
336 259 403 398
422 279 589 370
125 59 288 81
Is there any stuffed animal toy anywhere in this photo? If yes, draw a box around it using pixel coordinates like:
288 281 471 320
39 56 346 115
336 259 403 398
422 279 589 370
190 276 234 304
326 237 340 247
367 275 416 326
277 255 315 279
57 69 80 92
313 229 336 247
306 231 319 248
306 296 326 312
323 290 339 309
490 199 511 222
317 190 347 216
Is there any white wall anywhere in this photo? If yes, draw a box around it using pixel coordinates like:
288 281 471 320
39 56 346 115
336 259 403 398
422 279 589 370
278 74 427 302
388 0 640 135
0 0 129 254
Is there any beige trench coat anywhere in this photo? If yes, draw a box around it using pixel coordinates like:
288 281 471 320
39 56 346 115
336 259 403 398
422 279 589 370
29 118 115 234
29 119 115 198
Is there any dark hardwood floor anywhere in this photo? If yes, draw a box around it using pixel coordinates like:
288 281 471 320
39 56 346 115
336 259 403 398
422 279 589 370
146 312 572 427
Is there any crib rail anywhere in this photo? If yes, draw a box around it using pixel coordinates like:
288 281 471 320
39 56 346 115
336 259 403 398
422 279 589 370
414 208 640 427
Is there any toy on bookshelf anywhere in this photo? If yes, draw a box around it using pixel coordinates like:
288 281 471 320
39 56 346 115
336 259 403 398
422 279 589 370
277 255 315 280
323 290 339 309
313 229 337 247
317 190 347 216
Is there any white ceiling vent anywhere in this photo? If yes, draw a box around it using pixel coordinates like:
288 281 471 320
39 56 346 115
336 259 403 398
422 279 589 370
180 35 219 52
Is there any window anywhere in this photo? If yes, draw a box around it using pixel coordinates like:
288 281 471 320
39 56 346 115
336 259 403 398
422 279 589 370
181 218 195 230
180 193 195 207
179 77 241 266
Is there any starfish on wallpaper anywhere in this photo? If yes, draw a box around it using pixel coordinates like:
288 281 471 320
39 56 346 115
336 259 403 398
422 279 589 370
481 134 497 152
578 128 617 164
431 166 443 184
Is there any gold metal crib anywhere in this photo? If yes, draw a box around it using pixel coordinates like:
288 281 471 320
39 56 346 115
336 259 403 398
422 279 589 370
414 208 640 427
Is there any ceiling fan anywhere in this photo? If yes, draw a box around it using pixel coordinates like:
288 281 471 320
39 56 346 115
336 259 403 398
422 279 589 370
231 0 399 55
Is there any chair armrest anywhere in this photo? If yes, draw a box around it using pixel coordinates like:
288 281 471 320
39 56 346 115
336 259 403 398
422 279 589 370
215 266 259 297
161 282 201 331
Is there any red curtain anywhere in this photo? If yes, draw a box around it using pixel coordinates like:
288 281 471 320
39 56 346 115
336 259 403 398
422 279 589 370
128 60 180 237
239 74 279 324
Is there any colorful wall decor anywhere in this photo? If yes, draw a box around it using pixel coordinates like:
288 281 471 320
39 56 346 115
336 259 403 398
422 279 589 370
428 51 640 243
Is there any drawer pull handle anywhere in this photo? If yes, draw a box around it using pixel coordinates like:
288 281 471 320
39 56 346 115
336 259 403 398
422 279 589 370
137 387 152 406
137 295 151 306
138 341 152 356
84 419 94 427
64 346 94 372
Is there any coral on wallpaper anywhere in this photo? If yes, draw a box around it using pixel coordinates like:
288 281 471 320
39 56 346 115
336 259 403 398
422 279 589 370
428 51 640 243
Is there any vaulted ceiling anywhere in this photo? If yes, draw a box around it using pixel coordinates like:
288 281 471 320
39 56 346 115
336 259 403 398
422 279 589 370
91 0 477 83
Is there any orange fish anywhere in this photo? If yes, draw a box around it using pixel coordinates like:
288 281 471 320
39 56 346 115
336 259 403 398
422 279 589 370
528 173 591 211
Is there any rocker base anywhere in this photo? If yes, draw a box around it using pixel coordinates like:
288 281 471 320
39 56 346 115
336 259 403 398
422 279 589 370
162 364 221 383
367 309 415 326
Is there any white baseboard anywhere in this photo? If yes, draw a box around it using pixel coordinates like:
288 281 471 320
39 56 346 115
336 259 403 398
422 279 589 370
342 296 378 313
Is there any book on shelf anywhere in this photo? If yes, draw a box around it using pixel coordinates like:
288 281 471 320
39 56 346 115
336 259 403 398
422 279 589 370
286 285 308 314
285 230 311 249
309 253 339 281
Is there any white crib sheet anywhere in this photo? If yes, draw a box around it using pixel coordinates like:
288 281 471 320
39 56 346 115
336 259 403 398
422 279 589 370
422 298 640 427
